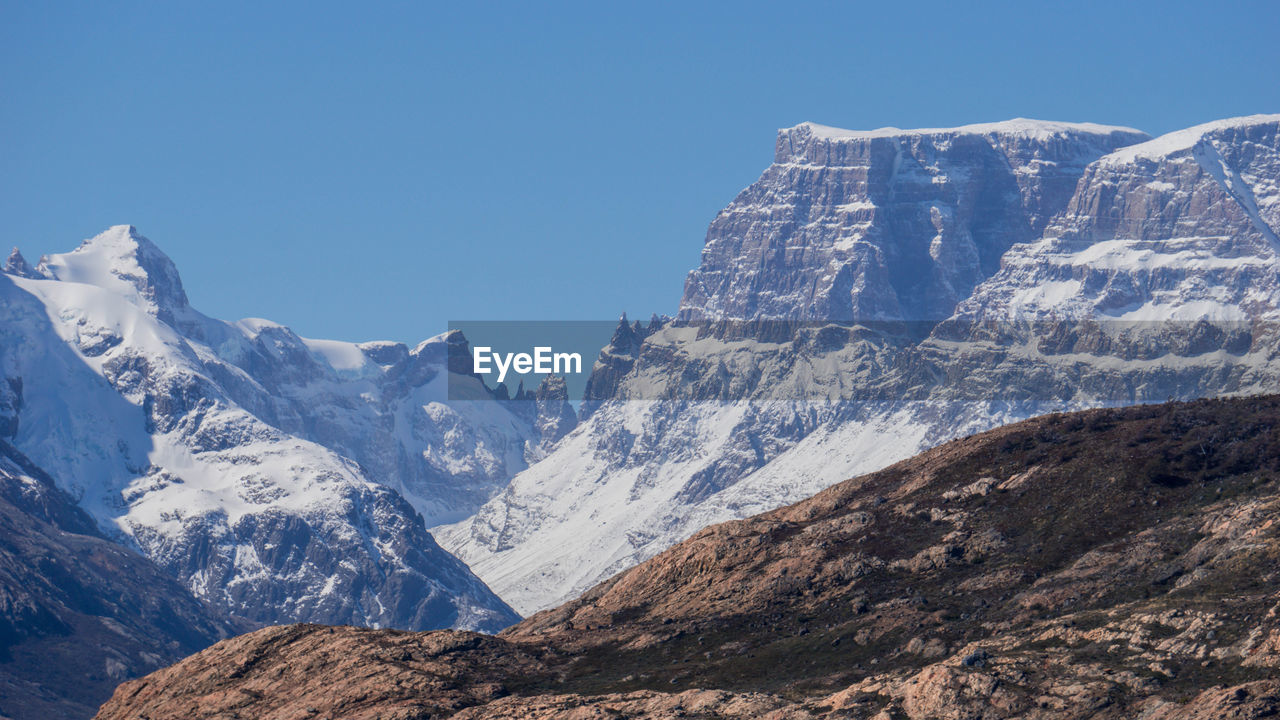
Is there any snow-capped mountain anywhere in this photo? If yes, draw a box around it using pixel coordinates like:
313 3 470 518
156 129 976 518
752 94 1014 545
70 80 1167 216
7 115 1278 627
0 226 535 631
680 119 1151 323
440 115 1280 615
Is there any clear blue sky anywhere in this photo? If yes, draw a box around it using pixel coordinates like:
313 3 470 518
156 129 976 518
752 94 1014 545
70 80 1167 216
3 1 1278 343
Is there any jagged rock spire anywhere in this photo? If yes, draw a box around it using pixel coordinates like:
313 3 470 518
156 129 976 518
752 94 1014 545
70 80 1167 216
534 374 577 447
3 247 41 279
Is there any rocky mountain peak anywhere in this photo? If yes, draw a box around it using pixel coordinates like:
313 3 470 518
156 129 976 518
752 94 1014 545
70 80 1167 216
948 114 1280 326
409 329 477 377
2 248 40 279
579 314 665 415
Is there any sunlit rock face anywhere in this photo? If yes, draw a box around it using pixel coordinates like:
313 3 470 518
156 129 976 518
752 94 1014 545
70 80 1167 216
680 119 1150 324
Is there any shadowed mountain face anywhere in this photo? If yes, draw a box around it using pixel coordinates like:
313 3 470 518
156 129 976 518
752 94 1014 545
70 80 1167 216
0 441 247 720
97 395 1280 719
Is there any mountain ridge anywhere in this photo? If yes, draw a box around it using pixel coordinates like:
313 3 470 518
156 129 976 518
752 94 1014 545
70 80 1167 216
7 112 1280 682
792 118 1149 141
0 228 529 632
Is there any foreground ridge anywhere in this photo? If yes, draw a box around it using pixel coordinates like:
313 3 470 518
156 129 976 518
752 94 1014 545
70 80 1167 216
99 394 1280 719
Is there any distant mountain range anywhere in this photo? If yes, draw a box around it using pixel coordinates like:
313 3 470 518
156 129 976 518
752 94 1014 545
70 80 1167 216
2 113 1279 718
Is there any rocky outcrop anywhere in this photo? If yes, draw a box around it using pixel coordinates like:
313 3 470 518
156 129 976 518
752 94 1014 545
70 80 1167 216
94 624 547 720
2 248 40 280
532 375 576 450
0 376 19 439
96 395 1280 720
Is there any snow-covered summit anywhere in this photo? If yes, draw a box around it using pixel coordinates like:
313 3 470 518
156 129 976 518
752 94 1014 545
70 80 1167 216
682 118 1149 323
0 226 535 631
1100 114 1280 165
791 117 1148 142
413 328 460 356
36 224 190 318
775 119 1149 168
953 112 1280 324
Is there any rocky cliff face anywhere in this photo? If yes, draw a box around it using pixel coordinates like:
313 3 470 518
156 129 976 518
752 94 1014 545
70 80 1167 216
679 120 1149 323
441 115 1280 615
0 226 523 632
911 115 1280 409
0 440 246 720
952 116 1280 324
96 395 1280 720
